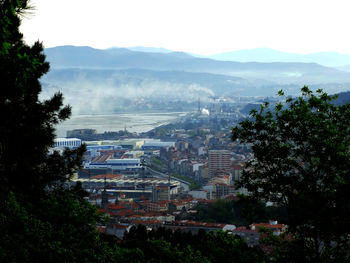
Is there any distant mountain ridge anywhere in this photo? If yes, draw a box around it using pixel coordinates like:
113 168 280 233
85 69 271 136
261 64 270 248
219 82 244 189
50 46 350 68
209 48 350 67
334 91 350 105
41 45 350 114
44 45 193 69
124 46 173 53
44 46 350 85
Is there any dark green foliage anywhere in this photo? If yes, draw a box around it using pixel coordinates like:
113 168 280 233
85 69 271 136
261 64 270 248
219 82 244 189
67 130 132 141
193 199 237 224
196 231 266 263
0 191 113 263
189 196 287 226
0 2 114 262
0 0 85 200
232 86 350 261
121 225 208 263
122 225 267 263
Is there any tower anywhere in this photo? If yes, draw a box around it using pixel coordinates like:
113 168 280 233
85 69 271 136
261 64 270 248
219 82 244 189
101 176 108 208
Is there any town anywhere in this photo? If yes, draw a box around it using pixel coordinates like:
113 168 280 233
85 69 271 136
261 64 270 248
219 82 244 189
4 0 350 261
53 102 286 245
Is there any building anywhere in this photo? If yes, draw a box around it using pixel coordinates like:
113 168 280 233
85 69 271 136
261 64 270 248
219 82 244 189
188 190 208 199
233 163 243 182
122 151 144 159
142 140 175 150
54 138 82 148
214 183 231 199
250 221 287 236
116 139 145 150
87 158 141 171
152 184 170 201
208 150 231 177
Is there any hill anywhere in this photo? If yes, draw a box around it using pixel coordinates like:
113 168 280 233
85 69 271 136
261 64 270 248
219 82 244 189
45 46 350 85
334 90 350 105
209 48 350 67
41 46 350 114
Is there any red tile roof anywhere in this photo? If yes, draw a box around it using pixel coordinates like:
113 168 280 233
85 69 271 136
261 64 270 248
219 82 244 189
96 226 106 234
116 210 135 217
108 204 126 210
251 223 286 230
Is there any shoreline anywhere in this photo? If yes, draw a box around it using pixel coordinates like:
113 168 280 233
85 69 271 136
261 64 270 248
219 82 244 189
55 111 188 137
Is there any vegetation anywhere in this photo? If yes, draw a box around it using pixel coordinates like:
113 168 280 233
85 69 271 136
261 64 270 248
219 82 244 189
151 156 167 171
0 2 264 262
121 225 267 263
3 1 349 262
0 1 114 262
186 196 288 226
172 173 201 190
232 87 350 261
0 0 86 200
67 130 133 141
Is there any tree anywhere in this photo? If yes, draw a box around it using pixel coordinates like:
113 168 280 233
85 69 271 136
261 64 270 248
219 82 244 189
232 86 350 261
0 2 117 262
122 225 266 263
0 190 114 262
0 0 85 200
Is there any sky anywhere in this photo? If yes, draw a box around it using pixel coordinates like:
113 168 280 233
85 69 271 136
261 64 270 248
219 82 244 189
20 0 350 55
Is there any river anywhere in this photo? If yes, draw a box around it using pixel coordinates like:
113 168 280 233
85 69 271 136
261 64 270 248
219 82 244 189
55 112 187 137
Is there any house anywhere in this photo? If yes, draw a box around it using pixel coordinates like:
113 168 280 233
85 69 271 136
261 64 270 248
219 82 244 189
250 221 287 236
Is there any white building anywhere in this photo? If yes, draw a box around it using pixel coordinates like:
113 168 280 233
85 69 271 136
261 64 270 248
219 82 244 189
54 138 82 148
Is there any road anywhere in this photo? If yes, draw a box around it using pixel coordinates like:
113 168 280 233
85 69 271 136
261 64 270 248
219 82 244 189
146 166 190 191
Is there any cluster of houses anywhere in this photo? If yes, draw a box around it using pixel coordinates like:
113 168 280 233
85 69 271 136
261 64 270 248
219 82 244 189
60 126 287 246
97 195 287 246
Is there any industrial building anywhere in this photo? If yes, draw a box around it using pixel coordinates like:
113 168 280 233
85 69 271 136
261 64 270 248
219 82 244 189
142 140 175 150
54 138 82 148
86 158 141 171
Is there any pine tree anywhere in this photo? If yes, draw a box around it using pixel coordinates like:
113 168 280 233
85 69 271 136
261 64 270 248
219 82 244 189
0 2 115 262
0 0 85 200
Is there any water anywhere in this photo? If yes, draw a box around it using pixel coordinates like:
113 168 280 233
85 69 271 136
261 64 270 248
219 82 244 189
55 112 187 137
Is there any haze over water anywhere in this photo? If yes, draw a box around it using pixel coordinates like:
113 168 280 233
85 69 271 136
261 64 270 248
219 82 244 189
55 112 186 137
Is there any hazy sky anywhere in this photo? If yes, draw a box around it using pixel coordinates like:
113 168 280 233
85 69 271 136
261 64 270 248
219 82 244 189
20 0 350 55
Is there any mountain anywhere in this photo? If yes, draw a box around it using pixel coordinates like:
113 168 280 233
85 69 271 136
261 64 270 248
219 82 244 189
210 48 297 63
41 67 265 97
125 46 173 53
44 46 350 85
337 64 350 72
334 90 350 105
210 48 350 67
41 46 350 114
44 45 193 69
